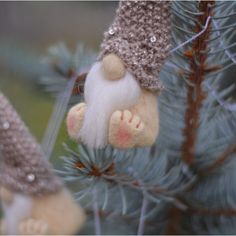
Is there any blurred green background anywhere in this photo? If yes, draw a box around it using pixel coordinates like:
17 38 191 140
0 1 117 161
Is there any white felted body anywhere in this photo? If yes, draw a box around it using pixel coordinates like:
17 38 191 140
78 62 141 148
2 194 32 235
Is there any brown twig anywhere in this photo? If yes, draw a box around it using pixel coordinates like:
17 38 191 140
165 206 183 235
75 161 115 177
200 143 236 176
72 72 87 95
188 207 236 217
53 61 87 95
181 1 218 165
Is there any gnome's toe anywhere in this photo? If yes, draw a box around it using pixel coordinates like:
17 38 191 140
18 218 48 235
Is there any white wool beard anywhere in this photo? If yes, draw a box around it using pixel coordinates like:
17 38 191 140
78 62 141 148
2 194 32 234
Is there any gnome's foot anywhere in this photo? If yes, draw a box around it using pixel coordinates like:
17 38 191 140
66 103 86 140
18 218 48 235
109 110 144 149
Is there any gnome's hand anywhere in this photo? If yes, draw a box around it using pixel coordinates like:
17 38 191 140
66 103 86 140
18 218 48 235
101 53 126 81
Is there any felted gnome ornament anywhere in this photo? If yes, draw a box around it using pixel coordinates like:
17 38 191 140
66 1 171 149
0 92 85 235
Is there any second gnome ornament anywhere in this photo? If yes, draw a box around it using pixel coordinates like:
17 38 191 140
66 1 171 149
0 92 85 235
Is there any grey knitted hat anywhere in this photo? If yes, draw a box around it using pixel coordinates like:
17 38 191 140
0 92 63 196
99 0 171 92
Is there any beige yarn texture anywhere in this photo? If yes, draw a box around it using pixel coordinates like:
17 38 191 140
0 92 62 196
99 0 171 92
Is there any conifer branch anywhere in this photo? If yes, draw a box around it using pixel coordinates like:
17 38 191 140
75 160 172 195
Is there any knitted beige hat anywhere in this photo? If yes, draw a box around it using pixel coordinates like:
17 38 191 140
99 0 171 92
0 92 62 196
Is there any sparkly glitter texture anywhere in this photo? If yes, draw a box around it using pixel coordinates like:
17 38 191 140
0 92 62 196
26 174 36 182
108 27 115 35
99 1 171 92
150 36 157 43
2 122 10 130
